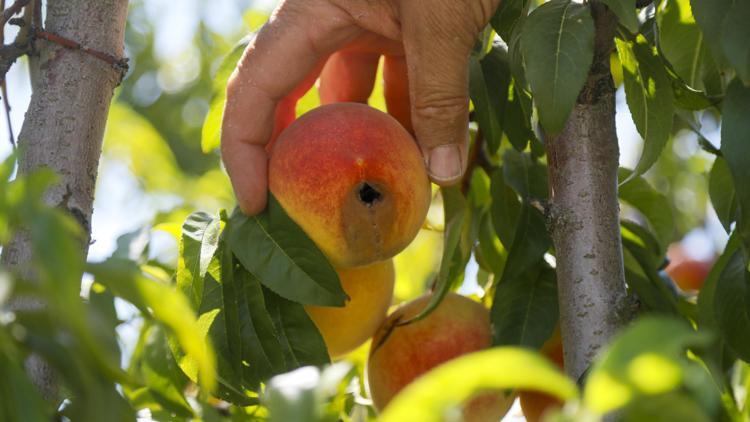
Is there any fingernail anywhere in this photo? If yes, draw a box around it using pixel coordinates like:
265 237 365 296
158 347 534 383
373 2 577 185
428 144 462 182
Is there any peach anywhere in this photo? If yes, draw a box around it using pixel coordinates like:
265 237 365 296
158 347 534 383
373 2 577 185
367 293 515 421
268 103 431 268
519 329 565 422
666 259 712 291
665 243 714 291
305 260 395 358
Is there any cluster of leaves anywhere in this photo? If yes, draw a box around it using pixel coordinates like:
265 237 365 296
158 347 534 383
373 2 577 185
0 153 219 421
173 202 341 406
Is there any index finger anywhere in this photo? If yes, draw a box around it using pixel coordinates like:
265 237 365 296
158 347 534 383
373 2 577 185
221 1 360 215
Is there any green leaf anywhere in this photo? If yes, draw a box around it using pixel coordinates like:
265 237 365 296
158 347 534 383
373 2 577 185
502 149 549 200
601 0 639 33
709 157 738 233
584 317 712 413
225 195 346 306
713 245 750 361
521 0 595 135
469 45 511 153
621 222 681 315
698 232 742 330
177 212 221 308
188 251 331 402
658 0 715 91
490 168 522 249
498 204 551 284
670 75 718 110
616 37 675 184
202 39 250 153
720 1 750 84
476 213 507 276
192 245 257 403
618 168 675 253
490 0 530 41
504 83 535 151
263 289 330 369
721 79 750 248
379 348 578 422
690 0 734 65
236 267 287 380
400 188 468 324
491 264 558 348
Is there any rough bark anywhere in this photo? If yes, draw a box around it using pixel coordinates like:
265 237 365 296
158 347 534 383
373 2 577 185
0 0 129 400
545 3 630 381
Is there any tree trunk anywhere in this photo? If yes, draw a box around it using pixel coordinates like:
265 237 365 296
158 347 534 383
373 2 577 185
545 3 630 381
1 0 129 400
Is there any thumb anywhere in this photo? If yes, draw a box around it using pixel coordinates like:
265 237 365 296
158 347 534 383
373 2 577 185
399 0 495 185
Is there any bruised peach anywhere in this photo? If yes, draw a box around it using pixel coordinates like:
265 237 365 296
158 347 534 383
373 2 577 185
305 260 395 358
367 293 515 421
268 103 430 268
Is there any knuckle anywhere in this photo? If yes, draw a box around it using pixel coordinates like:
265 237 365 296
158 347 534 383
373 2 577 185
413 93 469 123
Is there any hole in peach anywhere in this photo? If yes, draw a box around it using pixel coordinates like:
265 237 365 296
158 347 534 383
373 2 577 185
358 183 382 206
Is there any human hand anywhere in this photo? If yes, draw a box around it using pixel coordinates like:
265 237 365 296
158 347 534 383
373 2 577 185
221 0 501 215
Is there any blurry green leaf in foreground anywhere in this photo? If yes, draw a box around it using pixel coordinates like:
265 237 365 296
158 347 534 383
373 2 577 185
379 348 578 422
584 317 713 414
87 259 216 392
0 353 49 422
620 392 713 422
264 363 354 422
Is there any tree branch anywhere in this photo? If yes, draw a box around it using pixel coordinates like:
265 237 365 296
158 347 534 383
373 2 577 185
1 0 129 401
545 2 630 380
0 0 30 26
2 81 14 147
0 0 14 147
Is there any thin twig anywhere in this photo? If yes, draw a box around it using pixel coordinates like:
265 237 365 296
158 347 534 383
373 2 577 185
1 81 14 147
0 43 27 82
34 30 129 82
0 0 13 148
1 0 30 27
